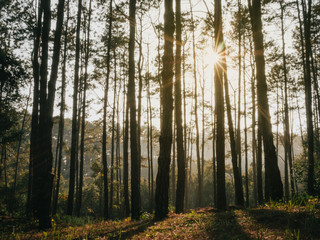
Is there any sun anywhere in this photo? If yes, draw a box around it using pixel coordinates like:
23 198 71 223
212 50 221 65
204 48 222 67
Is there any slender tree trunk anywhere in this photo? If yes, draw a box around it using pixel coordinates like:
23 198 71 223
116 66 121 211
128 0 140 220
67 0 81 216
214 0 226 211
243 45 249 207
175 0 185 213
237 0 242 179
250 38 257 206
53 1 69 215
171 118 176 203
189 0 202 208
28 0 42 218
248 0 283 201
110 60 117 218
223 59 244 206
280 1 294 197
137 16 143 216
102 0 113 220
155 0 174 219
301 0 314 196
123 74 130 217
76 0 91 217
183 36 188 210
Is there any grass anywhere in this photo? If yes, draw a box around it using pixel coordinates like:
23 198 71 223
0 196 319 240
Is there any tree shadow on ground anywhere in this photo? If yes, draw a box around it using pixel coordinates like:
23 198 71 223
246 208 320 239
206 210 254 240
105 220 154 240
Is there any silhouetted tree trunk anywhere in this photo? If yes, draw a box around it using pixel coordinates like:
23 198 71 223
237 0 242 179
250 37 257 206
147 72 154 212
301 0 314 196
128 0 140 220
155 0 174 219
28 0 42 218
102 0 113 220
280 0 294 197
53 0 69 215
202 0 244 206
189 0 202 208
110 56 117 218
183 35 188 210
243 46 249 207
248 0 283 201
123 75 130 217
214 0 226 211
32 0 65 228
76 0 91 217
222 61 244 207
171 119 176 204
67 0 81 216
175 0 185 214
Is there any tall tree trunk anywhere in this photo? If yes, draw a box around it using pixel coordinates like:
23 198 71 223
243 45 249 207
248 0 283 201
250 37 257 206
171 118 176 203
102 0 113 220
148 82 154 213
189 0 202 207
137 17 143 204
34 0 65 228
223 58 244 207
76 0 91 217
214 0 226 210
237 0 242 179
110 49 118 217
280 0 294 197
175 0 185 214
301 0 314 196
67 0 81 216
53 0 69 215
28 0 42 218
183 35 188 210
128 0 140 220
155 0 174 219
123 74 130 217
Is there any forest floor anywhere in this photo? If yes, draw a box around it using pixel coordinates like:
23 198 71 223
1 198 320 239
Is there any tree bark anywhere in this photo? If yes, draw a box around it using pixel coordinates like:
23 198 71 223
53 0 69 215
67 0 81 216
155 0 174 220
128 0 140 220
175 0 185 214
102 0 113 220
189 0 202 208
214 0 226 211
301 0 314 196
248 0 283 201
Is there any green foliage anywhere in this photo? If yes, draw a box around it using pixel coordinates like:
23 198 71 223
0 48 27 144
